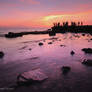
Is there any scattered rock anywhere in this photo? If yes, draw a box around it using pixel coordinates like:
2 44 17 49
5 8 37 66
82 59 92 66
29 48 32 51
59 39 61 41
82 34 85 36
17 69 48 84
39 42 43 46
74 35 80 38
61 66 71 75
60 45 66 47
48 42 52 44
0 51 4 58
70 51 75 55
82 48 92 54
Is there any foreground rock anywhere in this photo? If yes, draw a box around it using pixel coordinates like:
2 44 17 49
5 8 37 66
39 42 43 46
17 69 48 84
82 59 92 66
82 34 85 36
48 42 52 44
70 51 75 56
61 66 71 75
0 51 4 58
29 48 32 51
82 48 92 54
60 45 66 47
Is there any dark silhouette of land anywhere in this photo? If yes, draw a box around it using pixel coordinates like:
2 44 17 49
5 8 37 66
5 21 92 38
51 22 92 35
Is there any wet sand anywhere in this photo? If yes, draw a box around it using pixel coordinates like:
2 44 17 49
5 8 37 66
0 33 92 92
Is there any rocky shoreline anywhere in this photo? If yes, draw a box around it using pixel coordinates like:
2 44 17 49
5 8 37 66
4 25 92 38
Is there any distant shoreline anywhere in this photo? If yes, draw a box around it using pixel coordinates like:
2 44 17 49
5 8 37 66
4 25 92 38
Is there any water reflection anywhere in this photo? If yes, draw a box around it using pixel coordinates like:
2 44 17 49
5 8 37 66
0 33 92 62
0 33 92 92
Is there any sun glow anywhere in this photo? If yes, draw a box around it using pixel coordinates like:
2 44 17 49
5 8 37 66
44 15 62 21
42 10 92 27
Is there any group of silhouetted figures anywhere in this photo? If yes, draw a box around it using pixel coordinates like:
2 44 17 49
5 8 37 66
53 21 83 27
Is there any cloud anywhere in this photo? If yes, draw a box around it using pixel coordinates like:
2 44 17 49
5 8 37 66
0 0 40 8
20 0 40 4
0 0 92 27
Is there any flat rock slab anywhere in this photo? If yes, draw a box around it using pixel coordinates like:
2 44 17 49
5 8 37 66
18 69 48 82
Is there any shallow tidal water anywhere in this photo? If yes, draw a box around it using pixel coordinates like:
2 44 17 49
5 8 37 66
0 33 92 92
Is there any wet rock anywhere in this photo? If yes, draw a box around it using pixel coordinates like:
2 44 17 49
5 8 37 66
60 45 66 47
74 35 80 38
82 34 85 36
0 51 4 58
61 66 71 75
59 39 61 41
70 51 75 55
82 59 92 66
39 42 43 46
49 31 56 36
82 48 92 54
17 69 48 84
48 42 52 44
29 48 32 51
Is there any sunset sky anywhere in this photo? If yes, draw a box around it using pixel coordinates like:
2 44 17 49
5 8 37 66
0 0 92 28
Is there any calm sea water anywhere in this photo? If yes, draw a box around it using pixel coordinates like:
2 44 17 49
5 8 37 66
0 30 92 92
0 27 47 35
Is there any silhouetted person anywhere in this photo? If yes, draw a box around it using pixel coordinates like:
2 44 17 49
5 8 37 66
81 22 83 26
78 22 80 26
63 22 65 27
58 22 60 27
66 21 69 26
71 22 76 26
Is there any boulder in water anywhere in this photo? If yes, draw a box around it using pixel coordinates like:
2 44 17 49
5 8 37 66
0 51 4 58
48 42 52 44
61 66 71 75
39 42 43 46
70 51 75 55
82 59 92 66
82 48 92 54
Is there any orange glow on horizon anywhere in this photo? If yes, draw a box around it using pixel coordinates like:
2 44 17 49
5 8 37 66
42 10 92 27
0 10 92 28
